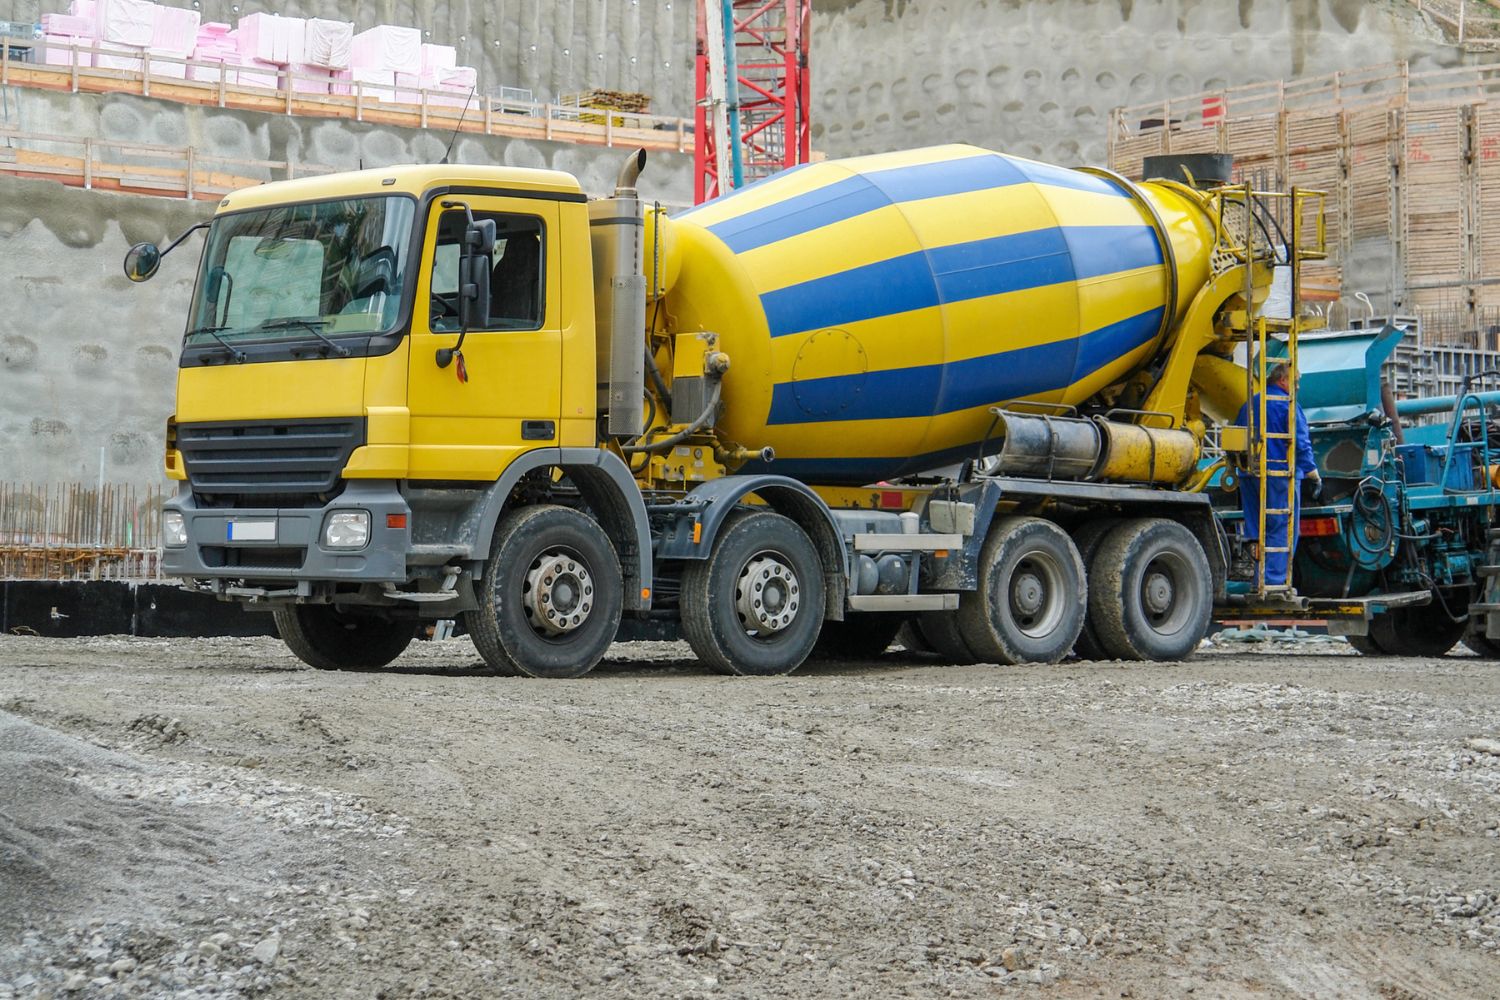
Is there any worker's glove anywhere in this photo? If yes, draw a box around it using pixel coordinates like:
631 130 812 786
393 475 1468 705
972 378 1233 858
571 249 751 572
1300 476 1323 504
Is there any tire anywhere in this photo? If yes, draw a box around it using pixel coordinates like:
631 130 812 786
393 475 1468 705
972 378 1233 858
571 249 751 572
680 511 826 676
956 516 1086 665
811 612 904 662
1346 632 1387 656
465 505 623 679
895 620 933 654
1463 631 1500 657
915 611 979 665
273 605 416 671
1369 606 1462 658
1090 518 1213 662
1070 518 1122 661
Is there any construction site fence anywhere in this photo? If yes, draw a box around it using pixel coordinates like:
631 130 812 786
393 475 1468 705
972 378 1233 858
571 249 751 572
0 482 166 581
0 39 693 158
1109 60 1500 341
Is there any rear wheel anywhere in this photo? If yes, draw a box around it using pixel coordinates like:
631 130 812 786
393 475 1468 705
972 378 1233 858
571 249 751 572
1463 632 1500 657
466 505 623 678
681 511 825 676
811 613 904 662
1369 605 1463 658
956 516 1085 664
915 611 979 665
895 619 932 654
1346 632 1386 656
1070 518 1122 660
1090 518 1213 662
274 605 416 671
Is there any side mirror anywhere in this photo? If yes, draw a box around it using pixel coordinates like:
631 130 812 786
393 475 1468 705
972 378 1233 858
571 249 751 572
458 252 490 330
437 219 496 370
124 242 162 282
465 218 496 257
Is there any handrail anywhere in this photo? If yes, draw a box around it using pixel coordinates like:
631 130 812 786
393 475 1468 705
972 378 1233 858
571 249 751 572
0 39 693 155
0 123 340 200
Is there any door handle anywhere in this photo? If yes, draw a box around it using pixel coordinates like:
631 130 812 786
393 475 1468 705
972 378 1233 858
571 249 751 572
521 420 556 441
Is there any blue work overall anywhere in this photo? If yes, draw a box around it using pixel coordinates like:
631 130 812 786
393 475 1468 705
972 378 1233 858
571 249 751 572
1237 387 1316 587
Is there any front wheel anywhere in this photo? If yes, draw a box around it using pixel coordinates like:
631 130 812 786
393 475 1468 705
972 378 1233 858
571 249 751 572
681 511 826 676
273 605 416 671
1089 518 1213 662
466 505 624 678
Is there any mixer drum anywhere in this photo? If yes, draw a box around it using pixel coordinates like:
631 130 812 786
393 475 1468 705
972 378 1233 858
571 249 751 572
661 144 1215 485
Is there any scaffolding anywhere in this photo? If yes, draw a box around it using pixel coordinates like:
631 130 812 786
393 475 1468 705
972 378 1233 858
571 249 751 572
694 0 811 202
1109 61 1500 343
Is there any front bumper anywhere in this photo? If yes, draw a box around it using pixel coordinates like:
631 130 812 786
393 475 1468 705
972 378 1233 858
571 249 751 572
161 480 411 584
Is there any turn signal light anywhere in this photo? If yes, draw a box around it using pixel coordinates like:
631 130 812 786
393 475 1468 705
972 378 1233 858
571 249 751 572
386 513 407 529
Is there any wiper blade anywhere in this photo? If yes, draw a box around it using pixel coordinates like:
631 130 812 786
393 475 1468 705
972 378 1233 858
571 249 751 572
186 325 246 363
257 317 351 358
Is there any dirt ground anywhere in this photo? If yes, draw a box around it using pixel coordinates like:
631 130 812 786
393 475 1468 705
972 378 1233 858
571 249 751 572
1 633 1497 1000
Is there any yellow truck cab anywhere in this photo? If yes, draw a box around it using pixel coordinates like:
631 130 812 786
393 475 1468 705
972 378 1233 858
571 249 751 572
133 146 1310 678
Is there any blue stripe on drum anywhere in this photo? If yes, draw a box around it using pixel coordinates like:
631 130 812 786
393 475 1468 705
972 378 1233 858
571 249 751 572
760 225 1163 340
735 438 985 485
699 153 1127 255
764 306 1165 426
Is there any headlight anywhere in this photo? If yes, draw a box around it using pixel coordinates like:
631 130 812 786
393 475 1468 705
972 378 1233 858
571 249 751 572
324 510 370 549
162 510 187 547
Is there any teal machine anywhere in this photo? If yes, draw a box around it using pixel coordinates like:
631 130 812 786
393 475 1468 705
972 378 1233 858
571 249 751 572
1217 325 1500 656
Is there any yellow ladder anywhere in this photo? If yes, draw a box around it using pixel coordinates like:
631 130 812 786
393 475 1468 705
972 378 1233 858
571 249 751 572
1245 186 1306 598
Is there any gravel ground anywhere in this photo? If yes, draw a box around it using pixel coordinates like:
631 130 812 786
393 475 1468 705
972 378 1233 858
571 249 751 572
1 633 1498 999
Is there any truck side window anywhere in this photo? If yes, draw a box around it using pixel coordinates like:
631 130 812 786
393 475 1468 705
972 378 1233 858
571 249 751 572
430 211 544 332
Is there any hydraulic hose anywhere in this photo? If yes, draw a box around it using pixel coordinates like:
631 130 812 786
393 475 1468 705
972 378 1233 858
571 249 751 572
620 380 722 456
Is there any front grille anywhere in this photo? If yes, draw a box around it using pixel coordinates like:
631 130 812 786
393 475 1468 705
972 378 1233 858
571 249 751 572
200 546 307 570
178 418 366 496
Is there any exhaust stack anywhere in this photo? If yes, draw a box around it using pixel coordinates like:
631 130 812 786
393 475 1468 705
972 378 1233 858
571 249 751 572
590 148 649 437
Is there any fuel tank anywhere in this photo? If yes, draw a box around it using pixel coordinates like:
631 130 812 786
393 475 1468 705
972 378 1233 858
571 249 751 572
655 144 1216 485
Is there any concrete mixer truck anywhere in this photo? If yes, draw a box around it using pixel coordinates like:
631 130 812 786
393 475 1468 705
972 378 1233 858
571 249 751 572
124 143 1323 677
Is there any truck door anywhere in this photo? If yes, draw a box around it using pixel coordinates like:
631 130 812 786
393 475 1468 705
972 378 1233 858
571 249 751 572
408 196 563 480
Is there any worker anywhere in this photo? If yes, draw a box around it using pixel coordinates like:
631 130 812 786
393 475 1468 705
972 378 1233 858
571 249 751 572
1237 362 1321 587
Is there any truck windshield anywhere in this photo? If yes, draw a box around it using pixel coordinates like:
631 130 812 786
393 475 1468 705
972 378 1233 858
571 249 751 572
186 196 416 348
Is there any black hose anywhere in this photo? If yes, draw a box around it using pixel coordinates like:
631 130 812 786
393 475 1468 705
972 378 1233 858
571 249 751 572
644 347 672 413
1350 479 1395 557
620 381 722 456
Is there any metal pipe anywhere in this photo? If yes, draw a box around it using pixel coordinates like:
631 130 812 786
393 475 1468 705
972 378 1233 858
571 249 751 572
1394 390 1500 417
614 147 647 195
720 0 744 189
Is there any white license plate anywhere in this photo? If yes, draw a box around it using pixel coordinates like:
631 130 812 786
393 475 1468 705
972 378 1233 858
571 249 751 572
227 519 277 542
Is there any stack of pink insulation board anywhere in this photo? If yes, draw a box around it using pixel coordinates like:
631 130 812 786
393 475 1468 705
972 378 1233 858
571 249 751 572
40 10 93 66
187 22 234 82
32 2 482 107
237 12 304 65
146 3 198 78
303 18 352 69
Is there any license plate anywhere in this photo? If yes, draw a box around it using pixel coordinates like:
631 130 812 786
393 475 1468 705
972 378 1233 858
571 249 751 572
227 519 277 542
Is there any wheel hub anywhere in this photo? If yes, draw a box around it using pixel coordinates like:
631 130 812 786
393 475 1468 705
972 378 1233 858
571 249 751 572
524 551 594 637
1143 570 1174 615
1012 571 1045 617
735 554 800 634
